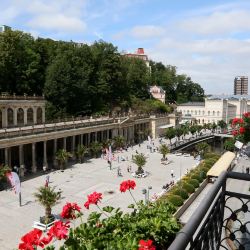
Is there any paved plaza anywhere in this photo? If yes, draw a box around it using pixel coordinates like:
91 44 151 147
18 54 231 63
0 139 198 249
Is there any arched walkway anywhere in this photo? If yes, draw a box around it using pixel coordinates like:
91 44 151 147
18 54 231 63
17 108 24 126
37 107 43 124
7 108 14 127
27 108 33 124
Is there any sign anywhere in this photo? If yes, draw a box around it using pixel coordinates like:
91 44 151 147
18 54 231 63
235 140 243 149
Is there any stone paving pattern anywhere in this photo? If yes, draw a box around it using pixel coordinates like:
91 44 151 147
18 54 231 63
0 139 197 250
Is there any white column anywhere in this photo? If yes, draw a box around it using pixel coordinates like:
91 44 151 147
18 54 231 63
53 139 57 167
14 108 17 126
2 108 7 128
71 136 76 160
33 107 37 124
4 148 8 165
42 107 45 123
43 141 48 169
24 108 28 125
32 143 37 173
88 133 90 145
19 145 25 176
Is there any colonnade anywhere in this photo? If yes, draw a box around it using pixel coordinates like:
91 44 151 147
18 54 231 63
0 123 149 176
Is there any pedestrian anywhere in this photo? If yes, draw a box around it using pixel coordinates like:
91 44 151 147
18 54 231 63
108 160 112 170
171 169 174 178
246 167 249 174
139 144 141 147
45 175 50 187
127 166 130 172
129 165 132 172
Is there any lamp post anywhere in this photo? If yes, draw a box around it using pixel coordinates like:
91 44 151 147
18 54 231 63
147 186 152 201
142 188 147 204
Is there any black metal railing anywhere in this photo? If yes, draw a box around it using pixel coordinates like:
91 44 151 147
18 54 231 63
169 171 250 250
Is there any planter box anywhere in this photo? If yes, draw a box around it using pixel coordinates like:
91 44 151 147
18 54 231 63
33 220 56 231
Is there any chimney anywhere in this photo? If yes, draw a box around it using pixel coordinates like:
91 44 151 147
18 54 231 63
137 48 144 54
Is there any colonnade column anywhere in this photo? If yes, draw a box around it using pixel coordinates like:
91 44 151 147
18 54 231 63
19 145 25 176
53 139 57 167
14 108 17 126
88 133 90 145
2 108 7 128
63 137 67 150
24 108 28 125
4 148 8 165
95 132 97 142
101 131 104 142
71 136 76 160
33 107 37 124
32 143 37 173
80 134 83 145
43 141 48 170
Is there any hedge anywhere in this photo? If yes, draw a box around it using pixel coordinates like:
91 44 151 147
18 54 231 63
182 182 195 194
187 179 199 188
171 188 189 200
190 174 203 183
167 195 184 207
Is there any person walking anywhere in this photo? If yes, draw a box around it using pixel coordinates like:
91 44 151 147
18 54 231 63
171 169 174 178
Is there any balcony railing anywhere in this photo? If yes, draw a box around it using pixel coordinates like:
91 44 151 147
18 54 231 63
169 171 250 250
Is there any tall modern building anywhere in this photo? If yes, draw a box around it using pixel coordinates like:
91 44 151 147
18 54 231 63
234 76 248 95
0 25 11 32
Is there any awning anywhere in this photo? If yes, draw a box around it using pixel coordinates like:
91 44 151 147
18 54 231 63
158 124 174 129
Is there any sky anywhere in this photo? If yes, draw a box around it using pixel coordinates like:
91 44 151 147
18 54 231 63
1 0 250 95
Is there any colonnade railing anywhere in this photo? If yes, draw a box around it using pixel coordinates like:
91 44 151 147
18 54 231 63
0 114 152 139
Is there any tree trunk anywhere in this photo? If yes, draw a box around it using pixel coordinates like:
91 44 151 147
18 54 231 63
45 206 52 224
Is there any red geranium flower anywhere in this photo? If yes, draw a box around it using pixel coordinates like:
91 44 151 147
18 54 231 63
239 127 246 134
61 202 81 219
84 191 102 209
232 118 239 125
232 130 239 136
120 180 136 192
239 118 244 124
138 239 156 250
19 228 42 250
38 235 53 248
48 221 70 240
243 112 250 118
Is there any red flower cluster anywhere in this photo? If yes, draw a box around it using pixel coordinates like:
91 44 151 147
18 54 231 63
19 229 42 250
18 221 70 250
239 127 246 134
61 202 81 219
120 180 136 192
138 239 156 250
232 118 244 126
47 221 70 240
243 112 250 118
84 191 102 209
232 130 239 136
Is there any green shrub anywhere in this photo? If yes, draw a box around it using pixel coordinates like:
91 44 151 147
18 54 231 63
171 188 189 200
204 152 220 159
167 194 184 207
204 158 217 166
183 182 195 193
191 174 203 183
199 171 206 179
187 179 199 188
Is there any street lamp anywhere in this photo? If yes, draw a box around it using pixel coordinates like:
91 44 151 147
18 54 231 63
147 186 152 201
142 188 147 204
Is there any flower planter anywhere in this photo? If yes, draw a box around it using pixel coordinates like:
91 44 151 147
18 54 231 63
33 219 56 231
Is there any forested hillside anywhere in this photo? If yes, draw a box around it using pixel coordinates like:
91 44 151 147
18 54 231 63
0 30 204 119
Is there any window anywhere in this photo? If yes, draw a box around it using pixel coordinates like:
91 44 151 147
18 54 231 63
7 108 14 126
198 110 200 115
213 111 215 116
37 107 43 124
27 108 33 124
208 111 210 116
195 111 197 115
203 111 205 115
217 111 220 116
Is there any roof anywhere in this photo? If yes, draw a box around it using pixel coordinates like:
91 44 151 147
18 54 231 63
149 85 165 94
178 102 205 107
207 151 236 177
207 95 250 101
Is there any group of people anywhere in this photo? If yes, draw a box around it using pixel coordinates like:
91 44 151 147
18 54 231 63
162 181 175 190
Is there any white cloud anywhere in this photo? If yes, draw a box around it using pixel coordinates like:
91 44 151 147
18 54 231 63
179 10 250 35
131 25 165 39
28 14 86 33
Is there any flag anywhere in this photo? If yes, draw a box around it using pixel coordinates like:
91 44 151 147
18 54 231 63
148 135 152 145
6 172 21 194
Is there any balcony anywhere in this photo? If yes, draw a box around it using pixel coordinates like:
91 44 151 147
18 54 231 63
169 171 250 250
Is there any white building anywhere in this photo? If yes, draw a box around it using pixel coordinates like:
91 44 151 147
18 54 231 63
149 85 166 103
177 95 250 124
0 25 11 32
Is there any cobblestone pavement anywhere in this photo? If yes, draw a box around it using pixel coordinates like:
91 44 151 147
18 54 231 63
0 139 198 250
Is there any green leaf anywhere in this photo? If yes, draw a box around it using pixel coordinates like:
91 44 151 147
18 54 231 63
102 206 115 213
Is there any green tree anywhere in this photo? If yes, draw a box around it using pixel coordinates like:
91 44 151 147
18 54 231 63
56 149 72 170
113 136 125 149
159 144 170 160
218 120 227 130
175 127 183 141
34 186 61 224
90 142 102 158
211 123 217 133
189 126 197 137
165 128 176 144
132 153 147 174
195 142 211 158
75 145 88 163
224 139 235 152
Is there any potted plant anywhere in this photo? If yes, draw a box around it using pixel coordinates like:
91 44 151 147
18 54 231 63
132 153 147 174
159 144 170 161
56 149 72 170
34 186 61 225
75 145 88 163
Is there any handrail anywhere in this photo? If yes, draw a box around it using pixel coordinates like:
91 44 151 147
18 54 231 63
168 171 250 250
